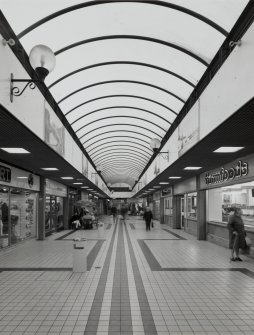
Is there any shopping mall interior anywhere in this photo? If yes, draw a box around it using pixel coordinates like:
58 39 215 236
0 1 254 334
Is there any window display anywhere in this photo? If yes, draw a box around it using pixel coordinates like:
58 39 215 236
45 195 64 234
207 181 254 227
187 192 197 219
0 187 9 236
10 189 37 244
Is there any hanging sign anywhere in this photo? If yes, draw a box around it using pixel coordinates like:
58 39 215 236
0 165 11 183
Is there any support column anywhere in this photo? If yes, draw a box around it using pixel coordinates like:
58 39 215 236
63 187 70 230
173 195 181 229
38 176 46 240
197 176 206 240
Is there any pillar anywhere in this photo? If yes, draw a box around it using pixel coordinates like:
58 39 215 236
197 176 206 240
63 187 70 230
38 176 46 240
173 195 181 229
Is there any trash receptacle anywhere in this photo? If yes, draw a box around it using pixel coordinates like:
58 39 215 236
73 238 87 272
97 221 104 239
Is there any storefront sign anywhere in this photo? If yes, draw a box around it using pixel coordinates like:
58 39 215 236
161 187 172 196
205 160 248 185
46 179 67 197
0 165 11 183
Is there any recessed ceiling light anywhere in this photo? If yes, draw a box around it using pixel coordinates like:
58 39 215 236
153 186 160 188
1 147 30 154
41 167 59 171
73 182 83 185
159 182 170 185
184 167 202 170
168 176 181 179
148 189 154 191
213 146 244 153
61 177 74 180
81 186 89 188
17 176 28 179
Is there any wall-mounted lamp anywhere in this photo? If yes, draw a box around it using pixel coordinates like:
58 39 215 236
10 44 56 102
150 138 169 161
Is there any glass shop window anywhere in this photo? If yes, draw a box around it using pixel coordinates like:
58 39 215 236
187 192 197 219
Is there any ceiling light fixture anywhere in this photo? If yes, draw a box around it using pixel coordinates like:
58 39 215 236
168 176 181 179
1 147 30 154
159 182 170 184
10 44 56 102
61 177 74 180
41 167 59 171
73 182 83 185
213 146 244 153
184 167 202 170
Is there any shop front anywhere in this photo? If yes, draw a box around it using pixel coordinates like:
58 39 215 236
45 179 67 236
173 177 197 235
0 162 40 247
161 187 173 225
200 154 254 249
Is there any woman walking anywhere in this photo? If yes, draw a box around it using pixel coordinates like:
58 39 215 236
228 207 246 261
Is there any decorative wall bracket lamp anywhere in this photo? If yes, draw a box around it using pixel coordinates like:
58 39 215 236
150 138 169 161
10 44 55 102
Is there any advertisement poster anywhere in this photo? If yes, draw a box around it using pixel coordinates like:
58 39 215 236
82 155 89 178
178 102 199 157
44 101 65 156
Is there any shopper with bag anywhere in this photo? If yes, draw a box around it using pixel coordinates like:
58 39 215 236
227 207 246 261
143 207 153 231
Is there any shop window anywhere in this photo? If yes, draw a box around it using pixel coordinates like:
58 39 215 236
164 196 173 215
0 187 9 236
187 192 197 219
10 189 37 244
207 181 254 227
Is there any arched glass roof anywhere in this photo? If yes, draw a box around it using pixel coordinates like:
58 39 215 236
1 0 249 187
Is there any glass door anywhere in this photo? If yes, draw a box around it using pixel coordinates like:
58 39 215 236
0 186 9 247
180 196 185 228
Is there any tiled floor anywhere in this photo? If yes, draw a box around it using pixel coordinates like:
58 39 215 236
0 215 254 335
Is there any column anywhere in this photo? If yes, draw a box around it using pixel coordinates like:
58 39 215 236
172 195 181 229
197 176 206 240
63 187 70 230
38 176 46 240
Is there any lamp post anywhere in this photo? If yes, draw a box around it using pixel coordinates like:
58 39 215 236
10 44 56 102
150 138 169 161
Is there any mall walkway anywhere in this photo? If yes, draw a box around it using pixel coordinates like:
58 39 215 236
0 216 254 335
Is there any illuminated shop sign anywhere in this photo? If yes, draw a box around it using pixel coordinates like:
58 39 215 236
205 160 248 185
0 165 11 183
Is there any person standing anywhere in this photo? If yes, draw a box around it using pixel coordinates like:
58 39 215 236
111 206 117 223
228 207 246 261
143 207 153 231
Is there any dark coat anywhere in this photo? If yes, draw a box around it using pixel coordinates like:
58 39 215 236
228 214 246 249
143 211 153 223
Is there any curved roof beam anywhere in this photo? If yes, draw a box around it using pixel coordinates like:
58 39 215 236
65 94 178 117
86 135 150 150
94 153 148 166
88 139 151 154
89 143 152 157
79 123 163 141
83 130 153 145
92 147 151 162
102 165 142 174
97 152 146 169
55 36 208 67
100 161 145 172
18 1 228 39
58 80 185 105
71 106 171 127
75 115 167 134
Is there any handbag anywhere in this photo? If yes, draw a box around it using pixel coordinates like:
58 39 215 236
151 220 154 228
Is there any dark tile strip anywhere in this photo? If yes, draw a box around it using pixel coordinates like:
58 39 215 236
55 230 76 240
84 223 118 335
129 223 135 230
125 226 157 334
162 228 187 240
109 221 132 334
137 240 161 271
87 240 105 270
106 223 112 230
137 239 254 279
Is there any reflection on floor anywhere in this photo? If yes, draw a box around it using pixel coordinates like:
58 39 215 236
0 215 254 334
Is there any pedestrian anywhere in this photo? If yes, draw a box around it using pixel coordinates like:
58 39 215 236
228 207 246 261
111 206 117 223
143 207 153 231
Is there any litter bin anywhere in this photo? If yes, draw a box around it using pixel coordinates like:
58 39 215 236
73 238 87 272
97 221 105 239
